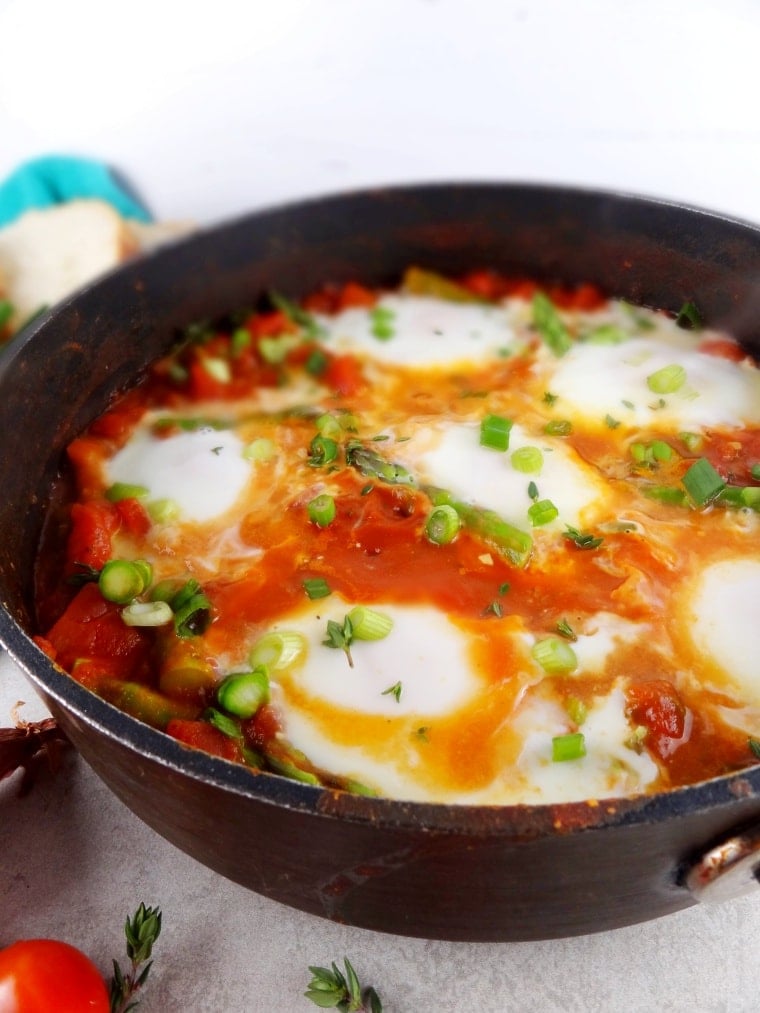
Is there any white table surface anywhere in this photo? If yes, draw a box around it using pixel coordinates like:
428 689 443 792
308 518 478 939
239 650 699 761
3 1 760 1009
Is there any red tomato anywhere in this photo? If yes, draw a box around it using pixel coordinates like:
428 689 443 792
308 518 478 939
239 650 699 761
0 939 109 1012
166 718 245 762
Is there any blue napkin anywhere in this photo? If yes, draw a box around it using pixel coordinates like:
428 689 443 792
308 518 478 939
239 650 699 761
0 156 153 228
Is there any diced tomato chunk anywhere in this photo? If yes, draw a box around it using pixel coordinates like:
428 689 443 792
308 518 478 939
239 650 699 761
697 337 748 363
44 583 151 676
166 719 245 762
626 679 688 758
337 281 377 309
242 703 282 751
115 497 151 537
249 310 296 338
323 353 365 396
66 500 120 571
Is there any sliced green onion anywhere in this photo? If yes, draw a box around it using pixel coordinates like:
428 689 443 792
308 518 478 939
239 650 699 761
121 600 174 627
425 504 461 545
230 327 251 356
528 498 559 527
105 482 149 502
266 754 320 785
646 363 686 394
302 577 332 600
249 631 307 670
680 431 703 453
552 731 586 762
583 324 626 345
682 457 725 506
675 301 702 330
243 437 277 462
148 498 181 524
531 636 578 674
172 584 211 639
563 525 603 550
718 486 760 511
630 442 649 464
307 493 336 527
258 334 299 364
479 414 513 451
338 412 360 432
544 420 572 436
565 696 587 726
643 485 688 507
308 435 339 467
217 666 270 718
751 463 760 481
511 446 544 473
532 292 572 356
315 413 342 439
305 349 328 376
98 560 145 604
202 356 231 384
150 578 183 603
370 305 396 340
346 606 394 641
650 440 673 462
132 559 153 590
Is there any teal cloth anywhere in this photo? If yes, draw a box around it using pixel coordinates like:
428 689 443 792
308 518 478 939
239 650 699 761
0 156 152 228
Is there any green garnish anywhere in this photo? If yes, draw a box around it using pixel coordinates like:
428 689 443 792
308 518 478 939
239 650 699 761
483 600 503 618
531 637 578 674
0 299 14 330
415 726 430 743
532 292 572 356
556 618 577 641
646 363 687 395
583 323 626 345
347 606 394 641
323 616 355 668
121 601 173 628
109 903 162 1013
303 577 332 600
425 504 461 545
565 696 587 726
230 327 251 356
675 300 702 330
381 681 403 703
269 290 325 338
308 494 337 527
201 356 231 384
105 482 149 502
305 958 383 1012
544 419 572 436
542 391 559 406
369 305 396 340
170 579 212 639
345 441 416 486
306 349 329 376
249 631 307 671
528 499 559 527
751 464 760 481
563 525 603 550
748 737 760 760
99 560 149 604
682 457 725 506
552 731 586 762
479 414 513 451
527 481 539 502
205 706 243 740
604 414 621 429
511 446 544 473
308 435 339 468
216 667 270 718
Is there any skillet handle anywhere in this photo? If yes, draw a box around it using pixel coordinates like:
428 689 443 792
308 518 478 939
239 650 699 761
686 823 760 903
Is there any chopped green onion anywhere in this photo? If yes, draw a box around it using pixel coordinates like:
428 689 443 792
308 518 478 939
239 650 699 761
243 437 277 462
308 434 339 467
646 363 687 395
552 731 586 762
249 631 306 671
230 327 251 356
544 420 572 436
121 601 174 627
532 636 578 674
680 431 704 453
650 440 673 462
346 606 393 641
307 493 336 527
565 696 587 726
675 301 702 330
338 412 360 432
511 446 543 473
532 292 572 356
302 577 332 600
583 324 626 345
202 356 231 384
217 666 270 718
266 753 320 785
315 413 342 439
258 334 299 364
305 349 328 375
425 504 461 545
717 486 760 511
106 482 149 502
528 499 559 527
173 591 211 639
682 457 725 506
132 559 153 590
370 305 396 340
751 463 760 481
643 485 688 507
150 578 183 603
147 498 181 523
480 414 513 451
98 560 146 604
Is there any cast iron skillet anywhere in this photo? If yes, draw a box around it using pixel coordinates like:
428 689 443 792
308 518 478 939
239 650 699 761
2 183 760 942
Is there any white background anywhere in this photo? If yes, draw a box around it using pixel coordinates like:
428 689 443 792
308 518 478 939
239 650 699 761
3 1 760 1011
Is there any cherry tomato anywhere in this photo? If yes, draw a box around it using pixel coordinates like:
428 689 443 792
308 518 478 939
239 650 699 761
0 939 109 1012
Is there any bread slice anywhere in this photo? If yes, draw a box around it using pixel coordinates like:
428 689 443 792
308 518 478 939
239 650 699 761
0 199 194 334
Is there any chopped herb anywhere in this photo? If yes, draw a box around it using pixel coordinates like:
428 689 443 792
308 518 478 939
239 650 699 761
749 737 760 760
230 327 251 356
676 300 702 330
544 419 572 436
360 483 374 496
381 681 403 703
498 582 511 595
527 481 539 502
211 446 223 455
622 399 635 410
563 525 603 550
565 696 587 726
583 323 626 345
543 391 559 405
305 958 383 1012
305 349 329 375
605 414 621 429
556 618 577 641
415 726 430 743
303 577 332 600
269 290 326 338
751 464 760 481
482 600 504 618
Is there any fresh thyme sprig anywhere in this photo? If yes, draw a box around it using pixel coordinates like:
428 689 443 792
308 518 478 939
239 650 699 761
305 957 383 1011
110 903 162 1013
323 616 355 668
